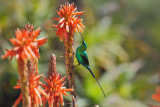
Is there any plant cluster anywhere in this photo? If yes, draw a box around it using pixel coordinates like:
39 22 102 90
2 2 84 107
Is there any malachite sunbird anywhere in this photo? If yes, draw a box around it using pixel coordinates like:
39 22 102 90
75 33 106 98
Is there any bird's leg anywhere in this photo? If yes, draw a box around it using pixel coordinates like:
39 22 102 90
73 52 75 56
72 63 80 68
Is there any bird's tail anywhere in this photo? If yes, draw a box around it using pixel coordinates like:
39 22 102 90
87 67 106 98
87 67 95 78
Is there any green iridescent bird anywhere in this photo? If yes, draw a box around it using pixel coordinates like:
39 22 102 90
75 33 106 98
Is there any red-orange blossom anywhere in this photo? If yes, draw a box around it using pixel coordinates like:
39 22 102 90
53 2 85 41
2 24 47 62
53 3 85 106
1 24 47 107
13 73 47 107
42 54 73 107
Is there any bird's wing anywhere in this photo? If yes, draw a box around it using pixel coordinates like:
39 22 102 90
80 51 89 66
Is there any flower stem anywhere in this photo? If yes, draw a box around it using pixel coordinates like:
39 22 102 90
64 33 77 107
27 60 37 107
49 54 59 107
17 59 30 107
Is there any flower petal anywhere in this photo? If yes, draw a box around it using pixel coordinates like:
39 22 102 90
13 93 22 107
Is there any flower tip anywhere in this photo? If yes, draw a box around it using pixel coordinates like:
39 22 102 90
33 27 41 38
36 37 48 47
52 17 59 20
37 28 41 33
53 24 58 28
61 102 64 106
66 25 69 33
59 17 65 24
15 28 20 33
43 38 48 45
1 49 13 61
44 37 48 43
81 11 85 13
73 11 85 15
13 85 20 89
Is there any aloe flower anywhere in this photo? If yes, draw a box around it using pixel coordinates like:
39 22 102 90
2 24 47 62
2 24 47 107
13 72 47 107
53 2 84 106
42 54 73 107
53 2 85 41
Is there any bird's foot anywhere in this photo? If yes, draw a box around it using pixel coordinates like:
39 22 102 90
72 65 76 68
72 63 80 69
73 52 75 56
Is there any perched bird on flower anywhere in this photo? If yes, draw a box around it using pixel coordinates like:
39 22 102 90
75 33 106 98
53 3 84 106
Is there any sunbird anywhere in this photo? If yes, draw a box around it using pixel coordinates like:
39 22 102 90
75 33 106 98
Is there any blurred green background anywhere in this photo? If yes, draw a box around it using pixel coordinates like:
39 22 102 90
0 0 160 107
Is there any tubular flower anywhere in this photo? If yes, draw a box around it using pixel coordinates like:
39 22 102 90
150 105 160 107
42 73 73 107
42 54 73 107
53 2 85 41
53 3 85 106
13 73 47 107
2 24 47 62
152 87 160 102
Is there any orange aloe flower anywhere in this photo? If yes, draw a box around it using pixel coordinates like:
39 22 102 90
13 73 47 107
2 24 47 62
150 87 160 107
42 73 73 106
150 105 160 107
53 2 85 41
152 87 160 102
2 24 47 107
42 54 73 107
53 3 85 106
